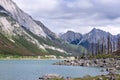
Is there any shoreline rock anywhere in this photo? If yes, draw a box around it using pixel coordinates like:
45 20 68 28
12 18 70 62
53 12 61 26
39 74 63 80
53 58 120 71
39 73 120 80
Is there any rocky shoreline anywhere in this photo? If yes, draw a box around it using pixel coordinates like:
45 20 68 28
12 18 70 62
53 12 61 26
53 58 120 71
38 58 120 80
39 73 120 80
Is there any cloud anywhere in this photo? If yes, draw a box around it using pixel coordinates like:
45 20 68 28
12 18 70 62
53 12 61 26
14 0 59 15
13 0 120 35
66 0 93 9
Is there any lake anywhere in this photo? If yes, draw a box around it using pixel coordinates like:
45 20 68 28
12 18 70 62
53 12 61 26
0 60 108 80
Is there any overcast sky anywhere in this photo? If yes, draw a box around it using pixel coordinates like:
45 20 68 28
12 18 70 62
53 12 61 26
13 0 120 35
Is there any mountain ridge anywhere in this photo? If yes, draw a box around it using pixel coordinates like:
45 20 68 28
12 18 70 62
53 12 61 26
60 30 83 45
0 0 86 56
60 28 119 54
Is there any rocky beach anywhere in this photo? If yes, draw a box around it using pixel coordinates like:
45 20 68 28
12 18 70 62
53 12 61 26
39 58 120 80
53 58 120 70
32 58 120 80
39 73 120 80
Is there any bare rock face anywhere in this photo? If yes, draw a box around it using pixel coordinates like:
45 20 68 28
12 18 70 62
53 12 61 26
35 20 59 40
60 28 120 53
61 28 113 45
0 0 46 37
60 31 82 44
0 8 45 50
0 0 69 55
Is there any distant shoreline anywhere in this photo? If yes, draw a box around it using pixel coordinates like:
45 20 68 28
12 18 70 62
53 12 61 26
0 55 68 60
0 58 66 60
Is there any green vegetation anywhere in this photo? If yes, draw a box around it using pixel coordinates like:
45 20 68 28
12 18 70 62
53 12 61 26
74 74 120 80
0 12 8 17
0 13 65 56
74 76 106 80
0 32 22 55
48 74 120 80
23 27 55 46
0 12 87 57
45 49 67 57
88 53 120 59
13 36 47 55
23 27 87 56
0 53 20 58
63 43 87 56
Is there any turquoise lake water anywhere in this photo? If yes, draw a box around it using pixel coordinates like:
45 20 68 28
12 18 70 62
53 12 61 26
0 60 108 80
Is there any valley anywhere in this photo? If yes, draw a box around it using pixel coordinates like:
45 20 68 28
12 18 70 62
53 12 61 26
0 0 120 80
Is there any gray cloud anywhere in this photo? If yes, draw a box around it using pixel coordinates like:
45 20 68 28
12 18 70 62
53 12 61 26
13 0 120 35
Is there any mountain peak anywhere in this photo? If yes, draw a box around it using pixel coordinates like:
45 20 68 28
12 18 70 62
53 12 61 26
66 30 75 34
66 30 82 35
89 28 109 36
91 28 102 32
60 30 82 44
92 28 97 30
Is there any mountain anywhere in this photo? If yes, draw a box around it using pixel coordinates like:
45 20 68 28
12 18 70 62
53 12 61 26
79 28 117 53
35 20 59 40
0 5 50 55
0 0 46 37
60 31 82 45
79 28 110 44
60 28 119 54
0 0 86 56
79 28 113 48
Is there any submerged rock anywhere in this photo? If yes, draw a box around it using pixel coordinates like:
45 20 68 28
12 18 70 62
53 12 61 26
39 74 63 80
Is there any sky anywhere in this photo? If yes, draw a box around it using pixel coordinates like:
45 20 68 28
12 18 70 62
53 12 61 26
13 0 120 35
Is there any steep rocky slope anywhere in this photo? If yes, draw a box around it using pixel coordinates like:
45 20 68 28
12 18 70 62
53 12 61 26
0 0 86 56
60 31 82 45
60 28 119 53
